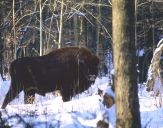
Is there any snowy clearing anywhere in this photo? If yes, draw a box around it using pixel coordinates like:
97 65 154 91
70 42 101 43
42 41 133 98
0 76 163 128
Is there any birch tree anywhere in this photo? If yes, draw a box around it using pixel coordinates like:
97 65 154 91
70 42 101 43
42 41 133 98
58 0 64 48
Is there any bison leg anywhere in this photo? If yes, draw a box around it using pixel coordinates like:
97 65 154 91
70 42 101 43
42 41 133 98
1 85 22 109
24 89 36 104
61 89 72 102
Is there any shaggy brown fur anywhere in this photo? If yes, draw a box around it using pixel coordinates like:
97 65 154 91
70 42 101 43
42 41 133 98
1 47 99 108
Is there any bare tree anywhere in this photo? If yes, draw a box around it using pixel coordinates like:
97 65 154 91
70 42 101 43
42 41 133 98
39 0 43 56
58 0 64 48
13 0 16 59
112 0 141 127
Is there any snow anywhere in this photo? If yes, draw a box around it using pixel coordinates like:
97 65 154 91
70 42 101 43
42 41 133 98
136 48 145 57
0 75 163 128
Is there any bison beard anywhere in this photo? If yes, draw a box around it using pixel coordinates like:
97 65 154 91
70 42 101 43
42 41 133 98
1 47 99 109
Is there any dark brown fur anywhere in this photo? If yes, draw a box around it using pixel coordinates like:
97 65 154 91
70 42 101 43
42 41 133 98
1 47 99 108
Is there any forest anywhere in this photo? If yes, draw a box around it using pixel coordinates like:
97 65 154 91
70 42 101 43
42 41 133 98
0 0 163 127
0 0 162 81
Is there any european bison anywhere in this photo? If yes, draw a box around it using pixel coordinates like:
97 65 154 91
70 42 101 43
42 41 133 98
1 47 99 108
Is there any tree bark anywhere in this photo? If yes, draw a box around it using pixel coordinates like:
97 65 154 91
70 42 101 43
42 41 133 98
112 0 141 127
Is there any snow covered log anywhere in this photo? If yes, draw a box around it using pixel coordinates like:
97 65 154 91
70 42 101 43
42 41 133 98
146 38 163 91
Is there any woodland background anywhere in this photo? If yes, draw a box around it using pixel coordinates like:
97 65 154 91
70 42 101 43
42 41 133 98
0 0 163 82
0 0 163 127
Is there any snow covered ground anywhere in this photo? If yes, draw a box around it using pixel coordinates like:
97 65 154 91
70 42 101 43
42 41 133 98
0 76 163 128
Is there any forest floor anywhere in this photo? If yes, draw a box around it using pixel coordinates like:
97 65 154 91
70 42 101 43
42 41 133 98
0 76 163 128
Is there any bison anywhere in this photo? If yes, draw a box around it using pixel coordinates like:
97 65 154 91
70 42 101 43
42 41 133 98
1 46 99 108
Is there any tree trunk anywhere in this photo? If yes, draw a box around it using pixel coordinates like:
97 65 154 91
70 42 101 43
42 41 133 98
74 13 79 46
112 0 141 127
13 0 17 59
58 0 64 48
0 1 4 77
39 0 43 56
96 0 101 55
